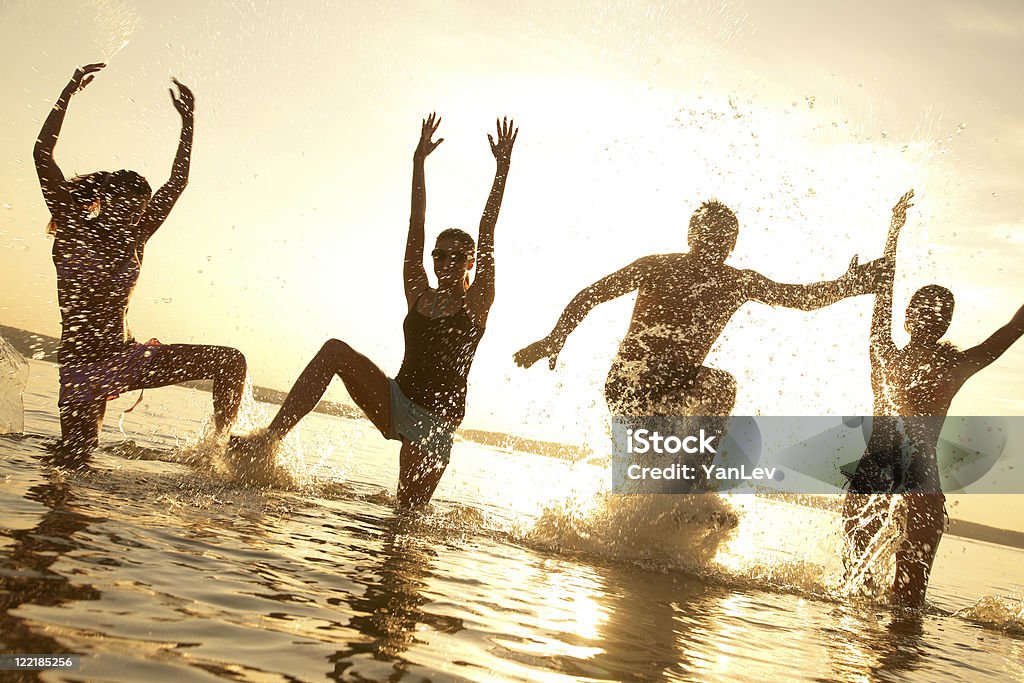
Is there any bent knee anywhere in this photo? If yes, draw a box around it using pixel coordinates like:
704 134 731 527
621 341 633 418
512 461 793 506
226 347 246 368
320 338 353 360
217 347 247 376
697 367 736 393
694 367 737 411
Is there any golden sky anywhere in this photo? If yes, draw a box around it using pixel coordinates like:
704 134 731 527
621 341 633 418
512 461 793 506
2 0 1023 527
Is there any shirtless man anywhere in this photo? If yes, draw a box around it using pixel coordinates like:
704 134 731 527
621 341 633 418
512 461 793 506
515 200 879 436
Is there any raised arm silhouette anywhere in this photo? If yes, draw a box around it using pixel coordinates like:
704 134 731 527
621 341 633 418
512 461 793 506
232 115 517 507
844 190 1024 607
36 63 246 463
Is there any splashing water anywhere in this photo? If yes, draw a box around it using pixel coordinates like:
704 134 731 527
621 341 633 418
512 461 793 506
82 0 140 61
955 595 1024 634
162 374 342 490
523 491 739 571
841 493 905 601
0 335 29 434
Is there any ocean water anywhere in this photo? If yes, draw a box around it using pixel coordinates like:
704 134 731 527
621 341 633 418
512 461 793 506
2 360 1023 682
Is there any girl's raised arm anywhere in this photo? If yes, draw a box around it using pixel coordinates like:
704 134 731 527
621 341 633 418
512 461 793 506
467 117 517 326
34 63 105 223
405 113 443 309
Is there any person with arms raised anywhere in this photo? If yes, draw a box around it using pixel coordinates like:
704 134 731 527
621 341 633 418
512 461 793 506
35 63 246 462
232 115 517 507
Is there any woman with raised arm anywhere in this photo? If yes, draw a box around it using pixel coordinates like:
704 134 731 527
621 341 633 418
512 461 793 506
35 63 247 461
233 115 517 507
844 190 1024 608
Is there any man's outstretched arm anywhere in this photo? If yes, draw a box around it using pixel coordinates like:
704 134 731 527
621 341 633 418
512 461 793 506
743 255 882 311
514 255 659 370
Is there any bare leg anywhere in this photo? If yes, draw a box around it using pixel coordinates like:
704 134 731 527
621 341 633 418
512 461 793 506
397 440 446 509
55 399 106 463
686 366 737 416
267 339 391 441
125 344 247 431
660 366 737 483
892 493 944 608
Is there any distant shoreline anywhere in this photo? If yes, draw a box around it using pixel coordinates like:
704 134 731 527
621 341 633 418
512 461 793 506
3 323 1023 550
0 324 587 462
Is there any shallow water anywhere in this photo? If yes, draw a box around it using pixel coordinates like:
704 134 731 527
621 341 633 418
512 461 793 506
2 361 1023 682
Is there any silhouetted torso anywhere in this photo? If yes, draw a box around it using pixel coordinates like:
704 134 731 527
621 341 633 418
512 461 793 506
52 213 144 366
395 300 484 424
865 343 965 480
613 254 754 374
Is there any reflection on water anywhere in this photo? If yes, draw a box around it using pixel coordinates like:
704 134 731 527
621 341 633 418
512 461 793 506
0 462 101 656
327 518 461 680
0 367 1022 681
826 607 932 681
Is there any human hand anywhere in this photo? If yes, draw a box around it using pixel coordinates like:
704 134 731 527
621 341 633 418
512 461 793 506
68 63 105 95
415 112 443 160
891 189 914 232
841 255 861 282
488 116 518 166
513 336 561 370
836 255 877 294
859 257 894 291
169 78 194 119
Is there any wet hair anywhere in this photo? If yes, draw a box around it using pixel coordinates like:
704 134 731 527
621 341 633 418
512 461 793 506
435 228 476 289
436 227 476 255
47 170 152 236
687 199 739 257
905 284 955 340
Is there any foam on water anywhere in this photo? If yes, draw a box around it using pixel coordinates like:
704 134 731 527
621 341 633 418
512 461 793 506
955 595 1024 634
522 491 739 570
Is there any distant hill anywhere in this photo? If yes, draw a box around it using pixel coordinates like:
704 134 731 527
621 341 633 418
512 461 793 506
458 429 588 460
947 519 1024 550
0 324 59 362
0 324 582 460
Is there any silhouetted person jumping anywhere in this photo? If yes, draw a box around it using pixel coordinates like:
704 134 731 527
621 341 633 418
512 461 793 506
843 190 1024 608
35 63 246 462
515 200 879 435
232 115 517 507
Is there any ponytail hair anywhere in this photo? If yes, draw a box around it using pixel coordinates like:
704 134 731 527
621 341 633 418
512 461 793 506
46 170 151 237
46 171 108 236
